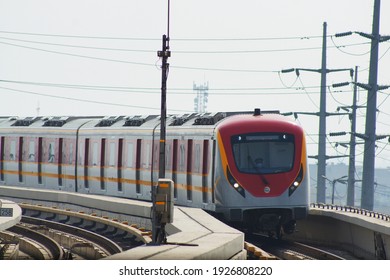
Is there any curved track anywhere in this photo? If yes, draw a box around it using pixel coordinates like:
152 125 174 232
0 203 151 259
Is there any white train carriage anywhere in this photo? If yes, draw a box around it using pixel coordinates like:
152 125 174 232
0 116 98 191
75 114 219 212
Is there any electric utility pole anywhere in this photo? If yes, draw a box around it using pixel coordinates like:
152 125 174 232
361 0 381 211
332 66 363 206
282 22 352 203
334 0 390 210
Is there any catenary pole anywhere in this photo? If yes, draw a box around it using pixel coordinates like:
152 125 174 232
347 66 358 206
361 0 380 211
316 22 327 203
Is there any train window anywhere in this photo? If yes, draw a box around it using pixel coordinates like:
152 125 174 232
109 142 115 167
48 142 55 163
79 141 84 164
194 143 201 173
28 140 35 161
153 142 159 170
10 140 16 161
127 142 134 168
69 142 74 164
231 133 295 174
92 142 98 166
165 142 171 170
179 143 185 172
145 143 150 168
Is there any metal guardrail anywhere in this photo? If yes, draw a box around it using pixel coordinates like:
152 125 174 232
310 203 390 222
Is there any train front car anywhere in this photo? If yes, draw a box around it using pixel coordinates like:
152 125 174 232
214 110 309 237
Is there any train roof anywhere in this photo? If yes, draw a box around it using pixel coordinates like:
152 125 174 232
0 116 100 131
0 109 284 131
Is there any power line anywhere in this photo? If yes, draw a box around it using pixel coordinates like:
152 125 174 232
0 32 375 54
0 85 188 112
0 78 357 95
0 40 155 67
0 30 160 41
0 30 324 41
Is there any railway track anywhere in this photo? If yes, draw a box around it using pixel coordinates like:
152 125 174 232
1 223 64 260
0 203 152 260
245 233 346 260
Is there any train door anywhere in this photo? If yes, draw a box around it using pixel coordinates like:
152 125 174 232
176 141 186 201
83 138 105 193
141 141 152 197
41 138 57 189
105 140 117 194
21 137 40 186
25 138 38 187
122 139 135 197
62 138 76 192
3 137 19 185
152 140 159 188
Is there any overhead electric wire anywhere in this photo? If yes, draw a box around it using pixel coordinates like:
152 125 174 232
0 40 155 67
0 85 188 112
0 32 375 54
0 78 354 96
0 30 160 41
0 30 324 41
0 36 156 53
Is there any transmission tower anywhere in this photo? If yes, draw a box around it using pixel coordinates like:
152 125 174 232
193 82 209 113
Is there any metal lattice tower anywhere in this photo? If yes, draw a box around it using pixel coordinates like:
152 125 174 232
193 82 209 113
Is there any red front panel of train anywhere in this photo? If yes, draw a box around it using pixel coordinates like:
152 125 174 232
217 114 305 197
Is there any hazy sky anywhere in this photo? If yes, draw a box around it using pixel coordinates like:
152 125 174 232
1 0 390 169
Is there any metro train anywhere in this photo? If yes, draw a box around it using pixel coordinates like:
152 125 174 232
0 109 309 236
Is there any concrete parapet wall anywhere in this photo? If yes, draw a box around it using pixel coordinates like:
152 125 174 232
110 207 245 260
288 205 390 259
0 186 245 260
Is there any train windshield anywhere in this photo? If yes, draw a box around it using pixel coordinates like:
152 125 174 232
231 133 295 174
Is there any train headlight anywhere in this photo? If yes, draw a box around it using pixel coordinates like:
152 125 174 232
289 165 304 196
227 167 246 198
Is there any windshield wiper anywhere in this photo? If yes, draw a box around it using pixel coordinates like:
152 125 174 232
248 156 269 186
